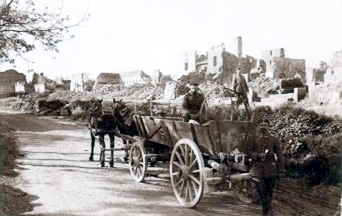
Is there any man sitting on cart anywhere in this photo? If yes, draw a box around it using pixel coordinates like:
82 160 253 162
247 119 285 216
182 82 205 122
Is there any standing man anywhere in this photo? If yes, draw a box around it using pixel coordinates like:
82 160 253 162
182 83 205 122
231 66 249 111
247 119 285 216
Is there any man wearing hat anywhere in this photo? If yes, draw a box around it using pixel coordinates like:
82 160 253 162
231 66 249 111
182 82 205 122
247 119 285 215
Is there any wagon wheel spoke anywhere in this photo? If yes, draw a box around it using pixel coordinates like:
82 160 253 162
187 181 194 202
175 178 184 187
191 169 200 174
175 151 185 166
178 179 185 196
172 171 181 176
189 158 197 170
189 174 200 186
172 161 182 169
183 144 189 165
184 180 189 201
189 149 194 166
191 179 199 196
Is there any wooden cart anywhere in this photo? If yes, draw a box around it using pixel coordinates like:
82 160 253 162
127 114 256 208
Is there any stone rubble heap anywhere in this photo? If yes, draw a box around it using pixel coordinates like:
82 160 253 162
254 105 342 158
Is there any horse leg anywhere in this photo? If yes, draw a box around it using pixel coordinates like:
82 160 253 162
109 133 115 167
123 139 129 162
99 134 105 167
89 131 95 161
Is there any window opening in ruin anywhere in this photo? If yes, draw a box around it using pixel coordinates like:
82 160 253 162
213 56 217 66
270 51 272 56
185 62 188 70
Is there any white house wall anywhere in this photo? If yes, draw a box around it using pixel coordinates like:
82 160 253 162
15 82 25 93
207 44 225 74
176 51 197 77
120 71 145 87
34 83 45 93
70 73 84 92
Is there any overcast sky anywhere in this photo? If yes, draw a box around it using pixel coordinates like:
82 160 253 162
1 0 342 80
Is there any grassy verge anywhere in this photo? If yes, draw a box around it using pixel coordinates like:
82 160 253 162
0 118 34 215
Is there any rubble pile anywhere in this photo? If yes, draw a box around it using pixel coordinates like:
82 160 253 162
198 81 227 98
248 75 279 97
103 83 164 101
253 105 342 184
255 105 342 158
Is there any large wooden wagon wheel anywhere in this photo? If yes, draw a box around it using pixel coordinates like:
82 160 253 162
170 138 205 208
129 140 147 183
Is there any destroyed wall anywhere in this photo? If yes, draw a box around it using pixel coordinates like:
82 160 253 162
207 43 225 74
262 48 285 73
313 68 325 82
0 69 26 98
176 51 197 77
94 73 123 90
272 57 306 82
324 50 342 84
120 71 151 87
70 73 84 92
195 54 208 73
220 52 258 84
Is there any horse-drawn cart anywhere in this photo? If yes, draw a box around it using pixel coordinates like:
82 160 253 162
127 114 257 208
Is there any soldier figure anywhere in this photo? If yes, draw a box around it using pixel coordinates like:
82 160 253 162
231 66 249 111
182 83 205 122
247 119 285 216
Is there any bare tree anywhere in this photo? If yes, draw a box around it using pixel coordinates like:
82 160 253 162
0 0 89 64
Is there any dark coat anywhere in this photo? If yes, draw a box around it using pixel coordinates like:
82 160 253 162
182 90 205 114
247 134 285 178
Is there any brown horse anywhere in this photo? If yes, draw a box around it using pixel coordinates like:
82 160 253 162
112 98 139 161
88 98 119 167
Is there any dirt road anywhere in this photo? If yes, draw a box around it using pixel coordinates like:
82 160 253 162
1 113 265 216
1 112 340 216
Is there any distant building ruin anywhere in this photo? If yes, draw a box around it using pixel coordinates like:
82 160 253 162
207 43 225 74
325 50 342 84
120 70 151 87
262 48 306 82
70 73 84 92
94 73 123 89
0 69 26 97
15 81 25 94
176 51 197 77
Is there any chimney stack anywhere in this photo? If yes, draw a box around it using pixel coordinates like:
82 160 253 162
237 36 242 57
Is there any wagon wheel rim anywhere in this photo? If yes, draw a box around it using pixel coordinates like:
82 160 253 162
170 138 204 208
129 141 147 183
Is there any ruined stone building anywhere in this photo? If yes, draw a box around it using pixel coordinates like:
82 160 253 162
94 73 123 89
262 48 306 82
0 69 26 97
207 43 225 74
324 50 342 84
15 81 25 93
120 70 151 87
176 50 197 77
196 55 208 73
70 73 84 92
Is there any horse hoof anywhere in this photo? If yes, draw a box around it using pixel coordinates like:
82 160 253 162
89 157 93 161
100 162 105 167
109 162 114 168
